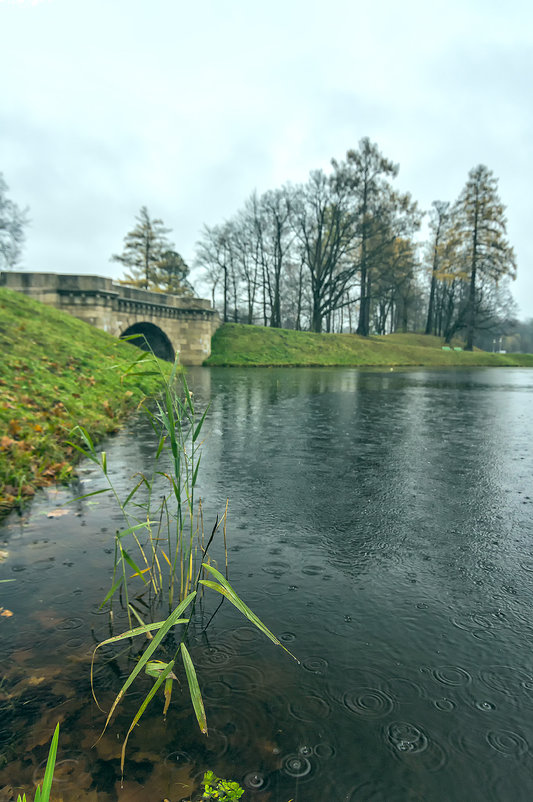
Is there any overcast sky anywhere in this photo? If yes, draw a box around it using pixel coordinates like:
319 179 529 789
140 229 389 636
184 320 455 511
2 0 532 318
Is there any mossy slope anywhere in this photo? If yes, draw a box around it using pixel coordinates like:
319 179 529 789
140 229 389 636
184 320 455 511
0 287 168 515
205 323 533 367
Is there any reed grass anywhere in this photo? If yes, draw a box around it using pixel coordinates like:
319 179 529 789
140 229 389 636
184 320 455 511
73 344 296 781
16 723 59 802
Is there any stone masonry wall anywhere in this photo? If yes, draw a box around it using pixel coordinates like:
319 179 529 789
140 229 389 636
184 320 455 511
0 272 220 365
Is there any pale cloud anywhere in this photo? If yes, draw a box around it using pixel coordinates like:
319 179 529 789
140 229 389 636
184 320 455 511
1 0 532 316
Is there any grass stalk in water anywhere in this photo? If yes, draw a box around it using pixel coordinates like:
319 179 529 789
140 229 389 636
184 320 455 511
73 347 297 779
16 723 59 802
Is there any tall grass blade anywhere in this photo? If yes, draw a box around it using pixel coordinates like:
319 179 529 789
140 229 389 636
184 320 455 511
120 547 148 585
98 575 123 609
96 592 196 738
200 564 299 661
120 660 175 779
180 643 207 734
90 619 187 708
40 722 59 802
192 406 209 443
68 488 111 503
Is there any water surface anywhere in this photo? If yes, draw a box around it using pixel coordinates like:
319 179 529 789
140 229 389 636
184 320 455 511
1 367 532 801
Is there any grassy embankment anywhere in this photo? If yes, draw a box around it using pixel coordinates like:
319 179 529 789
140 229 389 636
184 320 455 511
0 287 170 516
206 323 533 368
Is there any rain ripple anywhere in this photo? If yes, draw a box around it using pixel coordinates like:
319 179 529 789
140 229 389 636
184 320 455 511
432 665 472 687
479 665 533 696
288 694 331 722
282 753 314 778
343 688 395 719
386 721 428 755
487 729 528 757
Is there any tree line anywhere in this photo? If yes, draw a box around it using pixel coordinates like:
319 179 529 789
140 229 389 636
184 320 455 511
194 138 518 350
1 139 520 351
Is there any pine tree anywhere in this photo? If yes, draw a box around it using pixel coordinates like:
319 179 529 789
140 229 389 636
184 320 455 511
111 207 172 290
155 249 193 295
453 166 517 350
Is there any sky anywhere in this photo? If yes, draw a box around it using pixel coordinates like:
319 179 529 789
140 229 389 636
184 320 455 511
1 0 532 318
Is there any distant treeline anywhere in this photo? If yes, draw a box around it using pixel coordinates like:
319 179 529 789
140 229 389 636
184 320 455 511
194 138 518 351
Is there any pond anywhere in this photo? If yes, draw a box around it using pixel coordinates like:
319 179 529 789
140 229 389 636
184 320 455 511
1 367 533 801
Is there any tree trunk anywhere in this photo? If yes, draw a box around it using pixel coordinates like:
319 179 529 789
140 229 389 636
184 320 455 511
465 204 479 351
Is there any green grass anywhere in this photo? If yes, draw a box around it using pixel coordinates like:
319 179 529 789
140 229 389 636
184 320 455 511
205 323 533 368
0 287 170 516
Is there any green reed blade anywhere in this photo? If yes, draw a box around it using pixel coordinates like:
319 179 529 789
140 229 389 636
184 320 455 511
65 439 99 464
75 425 96 455
192 455 202 487
96 620 187 649
98 575 123 608
192 406 209 443
122 370 161 378
180 643 208 734
128 604 152 638
120 660 175 778
97 592 196 738
122 477 146 508
116 521 155 540
119 333 147 343
40 722 59 802
68 488 111 503
200 564 299 661
120 547 148 585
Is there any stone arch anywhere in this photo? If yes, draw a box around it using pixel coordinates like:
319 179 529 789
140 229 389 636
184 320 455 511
120 322 175 362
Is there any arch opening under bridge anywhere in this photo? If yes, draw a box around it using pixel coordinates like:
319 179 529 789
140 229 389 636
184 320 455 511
120 322 175 362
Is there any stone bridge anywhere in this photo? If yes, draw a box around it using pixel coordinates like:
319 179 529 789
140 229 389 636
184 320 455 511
0 271 220 365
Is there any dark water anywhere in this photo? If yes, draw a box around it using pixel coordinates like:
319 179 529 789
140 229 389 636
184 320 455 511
1 367 533 801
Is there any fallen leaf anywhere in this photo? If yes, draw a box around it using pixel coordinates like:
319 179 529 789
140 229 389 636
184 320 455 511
8 420 21 437
0 608 13 617
46 509 69 518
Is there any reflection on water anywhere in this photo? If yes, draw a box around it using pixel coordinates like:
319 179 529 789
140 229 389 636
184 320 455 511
1 367 533 801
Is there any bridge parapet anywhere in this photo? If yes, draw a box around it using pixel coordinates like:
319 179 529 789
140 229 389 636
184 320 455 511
0 271 220 364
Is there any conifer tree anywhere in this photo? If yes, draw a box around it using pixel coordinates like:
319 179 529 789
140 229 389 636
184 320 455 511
453 166 517 350
111 206 172 290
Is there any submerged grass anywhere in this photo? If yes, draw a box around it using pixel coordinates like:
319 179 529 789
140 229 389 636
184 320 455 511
0 287 171 516
205 323 533 367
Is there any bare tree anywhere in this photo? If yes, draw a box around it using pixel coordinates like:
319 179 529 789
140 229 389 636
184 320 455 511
0 173 29 269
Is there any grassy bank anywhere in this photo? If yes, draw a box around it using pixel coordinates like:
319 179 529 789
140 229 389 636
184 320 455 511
0 287 169 516
205 323 533 368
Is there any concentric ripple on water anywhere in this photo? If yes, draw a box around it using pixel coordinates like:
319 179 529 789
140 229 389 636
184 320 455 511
302 656 328 675
343 687 395 719
487 729 528 757
288 694 331 722
282 753 313 778
243 771 268 790
432 665 472 686
386 722 428 754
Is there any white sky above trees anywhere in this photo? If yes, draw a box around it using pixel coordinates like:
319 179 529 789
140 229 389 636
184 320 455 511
2 0 532 318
